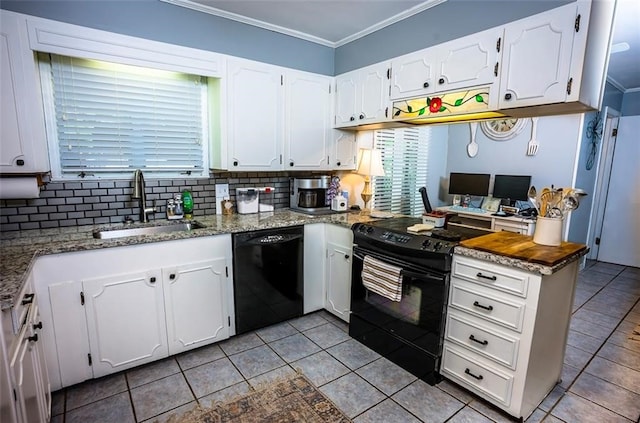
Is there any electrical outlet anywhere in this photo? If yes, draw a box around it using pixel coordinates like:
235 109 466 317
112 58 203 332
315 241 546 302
215 183 229 199
215 183 230 215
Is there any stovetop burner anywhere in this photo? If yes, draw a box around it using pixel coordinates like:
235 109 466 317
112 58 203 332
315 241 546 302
430 229 462 242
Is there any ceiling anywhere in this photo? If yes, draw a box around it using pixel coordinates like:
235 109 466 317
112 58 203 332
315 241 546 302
163 0 639 92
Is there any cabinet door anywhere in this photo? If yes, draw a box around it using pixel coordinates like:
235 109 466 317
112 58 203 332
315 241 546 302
9 304 48 423
330 130 357 170
325 241 352 322
83 270 168 378
48 281 93 387
0 11 49 173
499 4 577 108
163 259 230 355
227 60 283 170
359 63 390 123
334 71 358 127
436 28 503 92
285 72 331 169
390 49 436 100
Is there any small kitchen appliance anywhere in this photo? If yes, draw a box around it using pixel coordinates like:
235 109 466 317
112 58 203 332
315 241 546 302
290 176 330 214
236 188 259 214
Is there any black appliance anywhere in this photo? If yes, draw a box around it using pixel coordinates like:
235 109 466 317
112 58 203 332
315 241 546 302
349 217 489 385
232 226 304 334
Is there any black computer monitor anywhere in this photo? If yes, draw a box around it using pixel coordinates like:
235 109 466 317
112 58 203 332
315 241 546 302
492 175 531 206
448 172 491 197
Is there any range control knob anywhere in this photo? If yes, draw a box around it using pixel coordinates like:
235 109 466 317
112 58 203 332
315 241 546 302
434 242 443 251
366 226 374 233
421 239 432 248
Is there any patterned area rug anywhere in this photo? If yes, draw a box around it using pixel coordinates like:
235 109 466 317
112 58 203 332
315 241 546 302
166 374 352 423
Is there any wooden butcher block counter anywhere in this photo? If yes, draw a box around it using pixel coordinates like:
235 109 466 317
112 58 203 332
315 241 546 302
460 231 588 266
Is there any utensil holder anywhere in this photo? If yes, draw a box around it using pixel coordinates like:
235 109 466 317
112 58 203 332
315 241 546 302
533 216 564 246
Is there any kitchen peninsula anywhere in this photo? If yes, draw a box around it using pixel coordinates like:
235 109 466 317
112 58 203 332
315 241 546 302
444 231 588 419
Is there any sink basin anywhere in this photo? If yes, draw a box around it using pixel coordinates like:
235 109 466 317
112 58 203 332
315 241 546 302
93 221 206 239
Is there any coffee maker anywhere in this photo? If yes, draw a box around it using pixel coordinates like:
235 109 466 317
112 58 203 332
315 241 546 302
290 176 330 214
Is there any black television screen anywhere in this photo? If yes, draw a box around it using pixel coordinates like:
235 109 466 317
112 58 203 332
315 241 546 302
492 175 531 203
448 173 490 196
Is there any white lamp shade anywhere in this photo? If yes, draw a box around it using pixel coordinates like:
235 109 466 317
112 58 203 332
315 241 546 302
356 148 385 177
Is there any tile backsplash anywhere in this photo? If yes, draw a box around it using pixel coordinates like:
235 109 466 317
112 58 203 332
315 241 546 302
0 172 306 232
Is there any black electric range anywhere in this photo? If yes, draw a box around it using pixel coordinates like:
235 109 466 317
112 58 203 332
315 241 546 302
352 217 491 272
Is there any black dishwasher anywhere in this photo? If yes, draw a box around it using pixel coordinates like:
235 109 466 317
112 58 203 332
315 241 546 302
232 226 304 334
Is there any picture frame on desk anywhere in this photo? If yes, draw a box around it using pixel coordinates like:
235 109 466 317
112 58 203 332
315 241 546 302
482 197 501 212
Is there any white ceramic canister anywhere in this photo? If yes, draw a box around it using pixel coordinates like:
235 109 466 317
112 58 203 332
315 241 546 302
533 216 564 246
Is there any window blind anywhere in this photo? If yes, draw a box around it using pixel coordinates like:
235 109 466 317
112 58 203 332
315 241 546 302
373 127 431 216
42 54 208 179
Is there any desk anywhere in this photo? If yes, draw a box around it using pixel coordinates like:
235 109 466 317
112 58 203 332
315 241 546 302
438 206 536 235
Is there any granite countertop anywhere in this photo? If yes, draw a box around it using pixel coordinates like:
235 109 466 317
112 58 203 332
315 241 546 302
454 242 589 276
0 209 375 310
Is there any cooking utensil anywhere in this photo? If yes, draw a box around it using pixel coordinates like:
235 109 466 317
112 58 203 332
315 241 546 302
527 185 540 214
562 192 580 213
526 117 539 156
548 207 563 218
467 122 479 157
418 187 433 214
539 188 552 217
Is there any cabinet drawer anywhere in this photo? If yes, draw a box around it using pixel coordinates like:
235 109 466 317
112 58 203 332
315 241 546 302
10 278 35 334
449 282 525 332
445 311 519 369
493 222 528 235
452 256 530 297
441 343 513 407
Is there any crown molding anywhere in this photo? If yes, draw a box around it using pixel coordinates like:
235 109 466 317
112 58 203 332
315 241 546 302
161 0 446 48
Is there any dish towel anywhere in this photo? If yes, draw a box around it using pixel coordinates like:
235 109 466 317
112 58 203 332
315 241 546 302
362 255 403 302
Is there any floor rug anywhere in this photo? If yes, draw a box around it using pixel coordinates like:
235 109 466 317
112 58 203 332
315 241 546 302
166 374 352 423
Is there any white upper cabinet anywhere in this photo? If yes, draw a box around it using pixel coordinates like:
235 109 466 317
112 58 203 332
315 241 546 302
0 11 49 174
436 27 503 93
498 3 578 109
284 71 332 170
390 27 502 101
390 48 437 100
227 60 333 171
330 130 358 170
335 62 390 127
227 60 284 170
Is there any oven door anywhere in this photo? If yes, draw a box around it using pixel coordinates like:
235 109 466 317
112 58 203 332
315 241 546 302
350 245 449 358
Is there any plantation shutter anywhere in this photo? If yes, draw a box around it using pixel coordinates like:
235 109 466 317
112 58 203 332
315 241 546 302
44 53 207 178
373 127 430 216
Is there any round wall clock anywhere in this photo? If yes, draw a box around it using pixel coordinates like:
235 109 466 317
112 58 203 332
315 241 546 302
480 118 527 141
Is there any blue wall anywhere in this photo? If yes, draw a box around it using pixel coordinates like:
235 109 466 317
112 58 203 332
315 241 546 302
334 0 570 74
622 91 640 116
602 82 624 111
1 0 572 77
0 0 335 75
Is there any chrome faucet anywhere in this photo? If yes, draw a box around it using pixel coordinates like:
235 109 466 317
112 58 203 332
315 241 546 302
132 169 157 223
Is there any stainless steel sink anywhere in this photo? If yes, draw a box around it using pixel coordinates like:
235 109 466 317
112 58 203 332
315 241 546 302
93 221 206 239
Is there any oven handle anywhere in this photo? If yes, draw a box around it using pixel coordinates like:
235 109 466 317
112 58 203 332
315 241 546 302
352 247 446 279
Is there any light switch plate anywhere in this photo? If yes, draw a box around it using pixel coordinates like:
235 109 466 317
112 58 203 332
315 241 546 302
215 183 230 215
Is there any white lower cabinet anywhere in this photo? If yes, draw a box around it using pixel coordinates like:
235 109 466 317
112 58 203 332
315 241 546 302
324 224 353 322
5 277 51 423
441 254 578 420
33 235 233 390
83 270 168 378
163 259 230 355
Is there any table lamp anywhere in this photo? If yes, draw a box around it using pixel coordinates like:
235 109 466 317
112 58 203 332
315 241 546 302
356 148 385 212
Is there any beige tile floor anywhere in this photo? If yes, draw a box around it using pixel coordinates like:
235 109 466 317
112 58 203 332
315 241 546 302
50 260 640 422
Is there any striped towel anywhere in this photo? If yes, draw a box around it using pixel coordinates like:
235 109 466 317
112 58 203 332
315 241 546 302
362 255 403 302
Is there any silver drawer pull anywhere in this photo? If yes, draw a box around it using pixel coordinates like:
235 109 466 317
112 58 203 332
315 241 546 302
465 368 483 380
476 272 497 281
473 301 494 311
469 334 488 346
